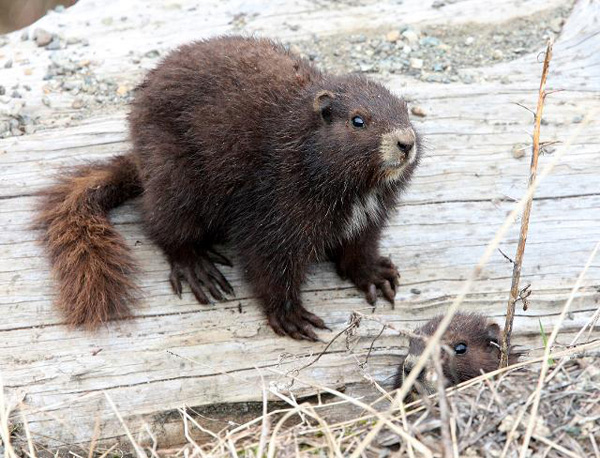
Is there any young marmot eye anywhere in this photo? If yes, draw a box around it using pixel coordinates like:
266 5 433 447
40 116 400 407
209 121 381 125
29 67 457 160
352 116 365 128
454 343 468 355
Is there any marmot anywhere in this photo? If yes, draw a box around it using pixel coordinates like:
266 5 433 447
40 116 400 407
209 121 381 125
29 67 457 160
394 313 521 397
36 36 422 340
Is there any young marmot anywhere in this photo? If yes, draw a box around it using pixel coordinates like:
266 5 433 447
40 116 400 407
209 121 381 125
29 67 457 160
394 313 521 396
36 36 422 340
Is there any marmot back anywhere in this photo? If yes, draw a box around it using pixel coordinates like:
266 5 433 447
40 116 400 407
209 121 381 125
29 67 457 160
37 36 422 340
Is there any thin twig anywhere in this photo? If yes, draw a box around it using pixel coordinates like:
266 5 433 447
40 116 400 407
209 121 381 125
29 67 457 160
500 39 554 368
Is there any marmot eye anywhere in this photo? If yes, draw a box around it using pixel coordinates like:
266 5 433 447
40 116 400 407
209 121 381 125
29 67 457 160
454 343 467 355
352 116 365 128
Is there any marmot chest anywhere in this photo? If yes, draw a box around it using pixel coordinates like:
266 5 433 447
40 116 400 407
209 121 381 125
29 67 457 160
342 192 385 240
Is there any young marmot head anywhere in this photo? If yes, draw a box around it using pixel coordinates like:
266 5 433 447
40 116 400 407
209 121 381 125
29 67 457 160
302 75 421 189
394 313 520 398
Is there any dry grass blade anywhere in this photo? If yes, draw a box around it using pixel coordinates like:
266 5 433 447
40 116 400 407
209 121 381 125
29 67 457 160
0 376 18 458
500 38 553 368
104 392 148 458
518 241 600 457
433 348 456 458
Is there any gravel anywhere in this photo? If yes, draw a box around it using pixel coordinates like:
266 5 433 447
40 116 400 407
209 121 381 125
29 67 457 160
291 5 570 85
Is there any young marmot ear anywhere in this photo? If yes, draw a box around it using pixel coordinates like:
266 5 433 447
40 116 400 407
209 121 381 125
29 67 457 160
313 90 335 124
486 322 501 349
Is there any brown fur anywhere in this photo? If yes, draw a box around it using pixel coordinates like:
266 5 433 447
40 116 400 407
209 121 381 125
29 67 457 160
394 313 520 395
36 36 422 339
35 156 142 327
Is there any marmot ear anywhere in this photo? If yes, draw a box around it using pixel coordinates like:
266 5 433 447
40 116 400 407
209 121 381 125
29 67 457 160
486 323 501 346
313 90 334 124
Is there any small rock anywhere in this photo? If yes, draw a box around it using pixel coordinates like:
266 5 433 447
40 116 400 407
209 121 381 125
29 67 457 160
432 63 443 72
386 30 400 43
492 49 504 60
72 98 84 109
145 49 160 58
409 58 423 69
11 90 21 98
411 106 426 117
550 17 564 34
55 4 65 12
0 85 4 95
24 124 36 135
572 115 583 123
350 34 367 44
410 288 421 295
24 68 33 75
402 29 419 45
420 36 440 47
42 96 51 107
492 35 503 44
4 59 12 69
101 17 114 26
512 144 526 159
432 0 446 8
34 28 53 47
46 38 61 50
116 85 129 96
21 29 29 41
465 36 475 46
401 45 412 54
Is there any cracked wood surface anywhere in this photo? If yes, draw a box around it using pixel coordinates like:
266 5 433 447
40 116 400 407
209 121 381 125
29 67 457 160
1 0 599 448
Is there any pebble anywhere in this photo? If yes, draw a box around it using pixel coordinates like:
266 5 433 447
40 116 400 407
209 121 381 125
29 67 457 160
72 98 84 109
411 105 427 117
410 288 422 295
34 28 53 47
11 90 22 98
409 58 423 69
465 36 475 46
46 38 62 50
572 115 583 124
145 49 160 58
386 30 400 43
402 30 419 45
492 49 504 60
21 30 29 41
420 36 440 47
0 85 4 95
116 85 129 96
4 59 12 69
549 18 564 34
512 144 526 159
42 96 51 107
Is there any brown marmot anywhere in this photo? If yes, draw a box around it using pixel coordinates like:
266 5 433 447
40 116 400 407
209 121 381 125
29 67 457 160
394 313 521 396
36 36 422 340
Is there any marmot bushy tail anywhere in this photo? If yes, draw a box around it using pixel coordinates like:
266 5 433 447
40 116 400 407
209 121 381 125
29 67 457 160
35 155 142 327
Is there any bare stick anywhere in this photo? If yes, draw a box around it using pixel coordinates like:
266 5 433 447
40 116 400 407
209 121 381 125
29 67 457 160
500 39 554 368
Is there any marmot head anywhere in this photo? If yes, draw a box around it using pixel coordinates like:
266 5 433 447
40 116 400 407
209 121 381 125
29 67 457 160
394 313 521 400
305 75 421 188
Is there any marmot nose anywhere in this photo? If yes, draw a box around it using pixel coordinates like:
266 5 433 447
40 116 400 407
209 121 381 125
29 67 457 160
397 139 414 160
